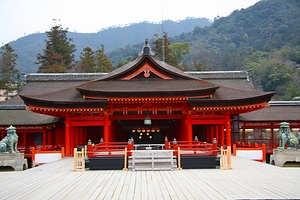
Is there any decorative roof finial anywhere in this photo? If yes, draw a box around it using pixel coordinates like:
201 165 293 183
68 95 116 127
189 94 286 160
138 38 155 57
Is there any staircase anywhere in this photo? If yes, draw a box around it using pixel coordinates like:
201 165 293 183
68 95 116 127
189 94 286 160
128 150 177 171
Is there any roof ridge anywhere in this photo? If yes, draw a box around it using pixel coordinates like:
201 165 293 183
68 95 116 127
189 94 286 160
25 73 107 82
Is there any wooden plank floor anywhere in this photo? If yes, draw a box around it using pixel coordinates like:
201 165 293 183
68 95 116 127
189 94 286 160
1 156 300 200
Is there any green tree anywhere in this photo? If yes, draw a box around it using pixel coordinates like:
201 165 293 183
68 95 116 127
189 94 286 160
260 63 285 91
95 45 112 73
78 47 95 72
36 25 76 73
0 43 20 96
169 42 190 67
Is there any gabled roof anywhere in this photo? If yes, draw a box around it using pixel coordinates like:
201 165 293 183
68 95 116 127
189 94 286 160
77 55 219 99
95 55 197 81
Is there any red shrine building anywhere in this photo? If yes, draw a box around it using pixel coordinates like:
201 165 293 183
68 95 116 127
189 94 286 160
2 42 274 157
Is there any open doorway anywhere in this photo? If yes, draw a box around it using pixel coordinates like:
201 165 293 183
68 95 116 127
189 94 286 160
113 119 179 144
193 125 207 142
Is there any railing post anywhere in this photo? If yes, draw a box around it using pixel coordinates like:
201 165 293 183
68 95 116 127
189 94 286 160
194 136 199 144
212 138 217 156
232 143 237 156
81 148 85 170
74 147 85 172
123 147 128 171
177 147 182 170
262 143 266 162
220 146 232 170
87 144 93 158
31 147 36 167
73 148 78 171
164 137 169 149
127 139 133 156
173 138 178 156
61 147 65 158
228 146 232 169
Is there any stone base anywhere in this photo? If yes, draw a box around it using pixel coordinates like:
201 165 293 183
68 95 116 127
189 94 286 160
270 149 300 167
0 153 28 171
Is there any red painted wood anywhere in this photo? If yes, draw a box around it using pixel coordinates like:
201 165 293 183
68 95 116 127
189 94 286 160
120 62 173 80
219 125 224 147
186 113 193 141
209 126 214 142
104 113 110 142
65 116 71 156
214 125 219 142
225 114 231 148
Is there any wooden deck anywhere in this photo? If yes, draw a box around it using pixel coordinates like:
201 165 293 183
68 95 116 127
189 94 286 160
1 156 300 199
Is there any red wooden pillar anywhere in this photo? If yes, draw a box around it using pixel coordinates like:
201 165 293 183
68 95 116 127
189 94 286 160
205 126 210 142
65 115 71 156
79 128 84 145
219 125 224 147
225 113 231 148
214 125 219 142
104 112 110 142
186 112 193 141
72 128 77 155
47 130 52 146
209 126 214 142
75 127 79 146
42 128 47 147
51 128 55 146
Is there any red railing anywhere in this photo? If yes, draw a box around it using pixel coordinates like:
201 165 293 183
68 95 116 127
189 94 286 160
87 141 131 157
87 138 218 158
233 142 266 162
164 138 218 156
31 145 65 166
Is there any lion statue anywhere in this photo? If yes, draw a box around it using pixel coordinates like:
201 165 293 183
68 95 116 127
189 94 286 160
277 122 299 149
0 125 19 153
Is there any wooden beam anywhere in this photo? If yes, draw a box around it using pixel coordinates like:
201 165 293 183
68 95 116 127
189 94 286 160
225 113 231 148
65 115 71 156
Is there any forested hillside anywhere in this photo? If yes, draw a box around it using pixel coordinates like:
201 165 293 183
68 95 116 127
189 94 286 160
178 0 300 100
177 0 300 70
10 18 211 73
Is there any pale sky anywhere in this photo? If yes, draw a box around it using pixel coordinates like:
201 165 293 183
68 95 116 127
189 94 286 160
0 0 260 45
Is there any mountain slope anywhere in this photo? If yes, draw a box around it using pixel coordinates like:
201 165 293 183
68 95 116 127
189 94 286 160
179 0 300 70
9 18 211 73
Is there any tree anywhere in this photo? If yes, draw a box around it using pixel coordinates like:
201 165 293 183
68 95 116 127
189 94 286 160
78 47 95 72
94 45 112 73
169 42 190 68
153 33 177 67
36 25 76 73
0 43 20 97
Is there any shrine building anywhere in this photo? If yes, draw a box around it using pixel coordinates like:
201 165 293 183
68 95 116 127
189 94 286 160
1 42 274 157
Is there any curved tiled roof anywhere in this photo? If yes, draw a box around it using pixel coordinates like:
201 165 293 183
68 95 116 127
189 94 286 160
19 50 274 109
77 54 221 98
77 79 218 98
20 86 107 108
0 109 59 126
239 101 300 122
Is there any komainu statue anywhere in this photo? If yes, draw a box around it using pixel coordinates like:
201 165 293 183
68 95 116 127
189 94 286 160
0 125 19 153
277 122 299 149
